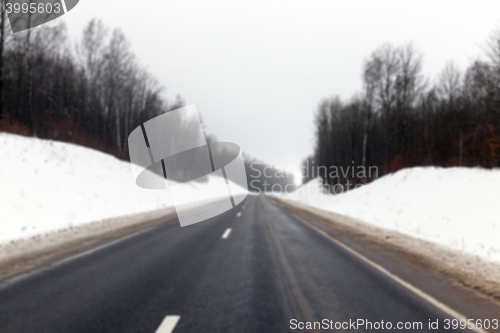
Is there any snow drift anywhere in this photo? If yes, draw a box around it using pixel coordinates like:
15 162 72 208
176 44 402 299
0 133 246 244
276 167 500 263
0 133 175 244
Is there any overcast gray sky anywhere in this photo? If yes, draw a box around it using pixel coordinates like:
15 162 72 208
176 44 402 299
60 0 500 182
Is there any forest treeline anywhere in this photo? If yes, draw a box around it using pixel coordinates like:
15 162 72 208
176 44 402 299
0 17 185 158
0 17 294 189
305 30 500 188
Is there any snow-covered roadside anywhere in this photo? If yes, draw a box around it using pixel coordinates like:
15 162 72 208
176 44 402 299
274 167 500 264
0 133 248 247
0 133 174 245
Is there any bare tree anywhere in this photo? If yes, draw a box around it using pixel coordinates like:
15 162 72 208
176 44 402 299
102 28 133 151
438 61 462 104
78 19 108 137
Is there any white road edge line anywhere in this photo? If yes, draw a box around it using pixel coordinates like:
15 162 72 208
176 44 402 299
155 315 180 333
292 214 488 333
60 0 68 13
221 228 232 239
0 223 164 291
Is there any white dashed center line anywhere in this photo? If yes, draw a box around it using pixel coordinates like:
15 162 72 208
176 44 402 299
155 315 180 333
237 212 242 217
221 228 232 239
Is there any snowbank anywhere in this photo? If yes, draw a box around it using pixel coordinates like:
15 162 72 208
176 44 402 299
276 167 500 263
0 133 247 244
0 133 174 244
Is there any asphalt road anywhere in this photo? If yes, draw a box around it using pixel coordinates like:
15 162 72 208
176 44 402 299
0 195 468 333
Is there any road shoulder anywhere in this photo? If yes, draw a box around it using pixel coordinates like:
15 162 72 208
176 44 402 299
270 195 500 324
0 208 176 282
